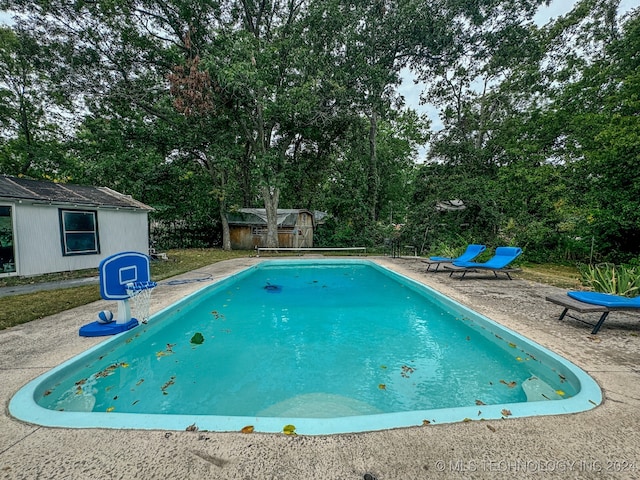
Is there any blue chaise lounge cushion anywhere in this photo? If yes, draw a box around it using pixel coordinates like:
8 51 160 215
567 291 640 308
453 246 522 270
429 244 486 263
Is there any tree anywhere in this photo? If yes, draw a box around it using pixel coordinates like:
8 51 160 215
206 0 333 248
408 0 551 252
551 6 640 260
0 26 69 177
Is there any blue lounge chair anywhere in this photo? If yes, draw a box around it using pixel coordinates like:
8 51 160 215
422 244 486 272
446 246 523 279
546 291 640 334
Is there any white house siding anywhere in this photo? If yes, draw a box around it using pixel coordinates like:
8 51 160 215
97 209 149 258
14 204 149 276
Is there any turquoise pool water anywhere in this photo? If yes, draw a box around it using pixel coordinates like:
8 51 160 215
10 260 601 434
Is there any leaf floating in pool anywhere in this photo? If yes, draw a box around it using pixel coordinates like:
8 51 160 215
475 399 486 406
161 376 176 395
121 362 129 368
555 390 566 396
422 420 431 426
380 365 387 370
186 423 199 432
508 342 517 348
283 424 296 435
501 409 512 417
378 384 386 390
500 379 517 388
241 425 255 434
95 363 122 379
136 379 145 386
190 332 205 345
106 406 115 412
43 389 52 397
157 343 176 358
400 365 415 378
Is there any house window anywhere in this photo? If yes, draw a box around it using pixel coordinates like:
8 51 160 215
0 206 16 273
59 209 100 255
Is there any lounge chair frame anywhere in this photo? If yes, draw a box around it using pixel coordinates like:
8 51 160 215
422 259 452 272
445 265 520 280
545 293 636 334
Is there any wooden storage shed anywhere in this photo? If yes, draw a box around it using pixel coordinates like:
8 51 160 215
0 175 153 277
227 208 316 250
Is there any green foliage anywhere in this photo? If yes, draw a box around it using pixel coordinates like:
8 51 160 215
1 0 639 264
578 263 640 298
426 240 480 260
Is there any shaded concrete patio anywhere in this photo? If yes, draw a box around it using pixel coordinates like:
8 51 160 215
2 256 639 479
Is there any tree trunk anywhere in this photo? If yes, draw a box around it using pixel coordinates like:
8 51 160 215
220 204 231 251
261 185 280 248
368 109 379 221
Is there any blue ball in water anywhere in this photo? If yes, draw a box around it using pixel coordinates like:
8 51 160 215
97 310 114 324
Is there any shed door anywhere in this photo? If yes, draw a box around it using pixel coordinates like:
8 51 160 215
0 206 16 275
299 224 313 248
295 213 314 248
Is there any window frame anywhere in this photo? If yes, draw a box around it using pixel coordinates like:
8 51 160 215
59 209 100 256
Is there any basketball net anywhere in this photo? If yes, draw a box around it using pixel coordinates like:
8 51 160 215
125 281 157 323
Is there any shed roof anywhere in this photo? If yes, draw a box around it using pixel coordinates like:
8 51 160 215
227 208 315 227
0 175 152 210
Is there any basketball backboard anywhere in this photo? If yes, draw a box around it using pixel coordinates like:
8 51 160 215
99 251 151 301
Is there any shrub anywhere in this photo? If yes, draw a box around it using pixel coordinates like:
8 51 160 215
578 263 640 297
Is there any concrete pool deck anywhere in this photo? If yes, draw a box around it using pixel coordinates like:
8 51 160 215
2 256 639 479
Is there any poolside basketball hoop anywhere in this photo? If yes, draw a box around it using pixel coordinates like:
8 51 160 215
126 281 157 324
79 251 155 337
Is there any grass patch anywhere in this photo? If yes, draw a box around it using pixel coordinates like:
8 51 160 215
150 248 251 281
519 263 582 289
0 285 100 330
0 249 252 330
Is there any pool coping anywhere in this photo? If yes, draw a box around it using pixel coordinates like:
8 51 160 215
2 256 639 479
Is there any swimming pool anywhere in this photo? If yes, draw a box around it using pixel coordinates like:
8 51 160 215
10 259 601 434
